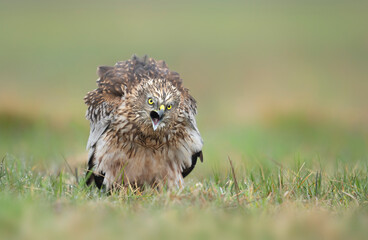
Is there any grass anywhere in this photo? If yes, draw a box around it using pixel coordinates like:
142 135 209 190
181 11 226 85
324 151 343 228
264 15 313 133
1 112 368 239
1 110 368 240
1 151 367 240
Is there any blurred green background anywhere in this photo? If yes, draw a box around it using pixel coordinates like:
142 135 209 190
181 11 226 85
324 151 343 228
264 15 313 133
0 0 367 174
1 1 368 239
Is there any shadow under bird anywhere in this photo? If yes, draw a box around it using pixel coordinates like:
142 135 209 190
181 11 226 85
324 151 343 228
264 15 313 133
84 55 203 190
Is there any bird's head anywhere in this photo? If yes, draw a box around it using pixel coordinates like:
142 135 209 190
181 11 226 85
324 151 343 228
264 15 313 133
131 78 181 134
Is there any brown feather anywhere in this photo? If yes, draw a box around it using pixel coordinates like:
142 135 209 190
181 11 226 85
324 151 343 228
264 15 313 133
84 55 203 190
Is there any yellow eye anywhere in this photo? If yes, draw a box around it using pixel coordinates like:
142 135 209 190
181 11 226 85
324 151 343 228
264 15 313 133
148 98 154 105
167 104 172 110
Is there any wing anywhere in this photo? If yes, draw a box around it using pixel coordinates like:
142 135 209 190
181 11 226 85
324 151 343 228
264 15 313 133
84 65 125 186
182 151 203 178
181 93 204 178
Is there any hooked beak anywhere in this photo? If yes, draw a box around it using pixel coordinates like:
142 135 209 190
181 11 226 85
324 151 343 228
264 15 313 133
150 105 165 131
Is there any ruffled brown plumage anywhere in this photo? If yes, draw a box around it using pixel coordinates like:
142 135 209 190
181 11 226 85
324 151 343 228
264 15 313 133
84 55 203 190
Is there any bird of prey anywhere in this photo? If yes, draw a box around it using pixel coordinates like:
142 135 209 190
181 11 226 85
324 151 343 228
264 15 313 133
84 55 203 190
